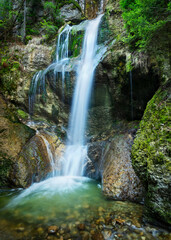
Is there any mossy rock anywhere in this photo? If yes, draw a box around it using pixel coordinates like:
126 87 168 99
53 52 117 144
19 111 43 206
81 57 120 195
59 0 82 12
131 80 171 225
17 109 29 120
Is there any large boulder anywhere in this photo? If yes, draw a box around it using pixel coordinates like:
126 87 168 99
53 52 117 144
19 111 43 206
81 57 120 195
102 133 143 202
60 3 82 22
131 81 171 225
86 123 144 202
0 95 64 188
10 37 53 72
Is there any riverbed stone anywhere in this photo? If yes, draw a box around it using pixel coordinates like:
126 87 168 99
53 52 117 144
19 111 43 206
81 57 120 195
48 226 59 234
91 230 104 240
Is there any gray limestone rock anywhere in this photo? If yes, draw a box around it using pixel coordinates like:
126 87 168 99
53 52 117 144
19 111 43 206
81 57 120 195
60 4 82 22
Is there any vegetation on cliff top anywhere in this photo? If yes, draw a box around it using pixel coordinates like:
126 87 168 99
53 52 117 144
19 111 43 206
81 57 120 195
0 0 82 42
120 0 171 49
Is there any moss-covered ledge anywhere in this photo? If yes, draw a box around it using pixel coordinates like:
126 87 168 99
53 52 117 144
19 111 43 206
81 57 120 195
131 80 171 226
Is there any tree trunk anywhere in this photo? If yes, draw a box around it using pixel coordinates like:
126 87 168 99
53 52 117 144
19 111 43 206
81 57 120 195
23 0 26 43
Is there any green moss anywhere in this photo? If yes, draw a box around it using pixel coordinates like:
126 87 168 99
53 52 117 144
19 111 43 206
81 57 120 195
69 30 84 57
131 80 171 224
0 43 22 95
17 110 29 120
0 71 21 95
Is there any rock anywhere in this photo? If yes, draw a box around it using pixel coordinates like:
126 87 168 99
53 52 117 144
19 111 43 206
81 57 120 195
48 226 59 234
81 231 90 240
96 217 105 225
60 4 82 23
0 94 63 187
88 83 114 135
115 218 125 225
10 37 53 72
131 80 171 225
102 133 143 202
86 140 106 180
15 227 25 232
103 230 112 239
0 94 34 187
91 230 104 240
12 134 52 187
37 227 44 235
77 223 85 231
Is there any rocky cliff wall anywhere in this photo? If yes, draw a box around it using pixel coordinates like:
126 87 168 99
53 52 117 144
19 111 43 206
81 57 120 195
131 80 171 225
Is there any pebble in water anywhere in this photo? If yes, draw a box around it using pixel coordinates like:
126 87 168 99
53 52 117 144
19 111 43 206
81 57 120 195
48 226 59 234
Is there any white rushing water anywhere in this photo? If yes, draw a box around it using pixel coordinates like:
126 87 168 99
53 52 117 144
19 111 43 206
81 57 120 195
28 14 105 179
62 14 103 176
7 15 104 208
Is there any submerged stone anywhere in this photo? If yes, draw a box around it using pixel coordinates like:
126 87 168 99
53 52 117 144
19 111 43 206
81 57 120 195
48 226 59 234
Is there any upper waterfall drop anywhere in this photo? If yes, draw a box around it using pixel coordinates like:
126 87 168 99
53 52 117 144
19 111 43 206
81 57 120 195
62 14 103 177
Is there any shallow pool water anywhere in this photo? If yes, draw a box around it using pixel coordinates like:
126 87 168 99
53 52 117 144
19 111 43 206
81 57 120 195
0 177 170 240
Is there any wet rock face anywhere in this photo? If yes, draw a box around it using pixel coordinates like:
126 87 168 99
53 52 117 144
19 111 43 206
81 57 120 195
0 95 65 188
131 81 171 225
102 133 143 202
12 135 52 187
86 140 106 180
96 51 160 121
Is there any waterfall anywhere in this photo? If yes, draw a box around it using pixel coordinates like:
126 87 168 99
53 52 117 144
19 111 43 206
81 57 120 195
99 0 104 13
29 71 42 115
62 15 103 176
56 25 72 63
28 14 106 178
39 134 56 177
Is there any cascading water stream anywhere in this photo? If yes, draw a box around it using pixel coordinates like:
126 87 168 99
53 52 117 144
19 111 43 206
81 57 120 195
28 14 106 180
62 14 103 176
28 25 72 116
99 0 104 13
29 71 42 116
56 25 72 63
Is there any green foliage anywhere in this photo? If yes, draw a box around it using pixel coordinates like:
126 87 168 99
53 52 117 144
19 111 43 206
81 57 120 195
120 0 171 49
17 109 29 119
41 19 58 38
69 30 84 57
0 1 64 41
0 44 21 95
41 1 64 40
0 0 13 38
44 1 56 10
